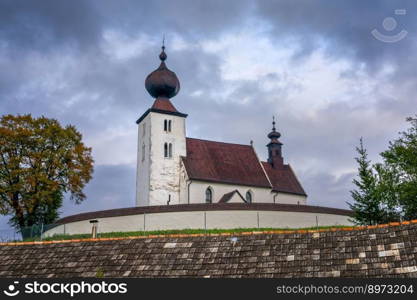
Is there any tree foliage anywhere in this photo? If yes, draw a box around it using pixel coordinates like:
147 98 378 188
349 116 417 225
380 116 417 220
348 138 381 225
0 114 94 232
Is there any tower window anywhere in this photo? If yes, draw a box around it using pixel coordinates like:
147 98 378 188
168 143 173 157
245 191 252 203
164 119 172 132
164 143 173 158
205 187 213 204
142 123 146 137
142 143 145 162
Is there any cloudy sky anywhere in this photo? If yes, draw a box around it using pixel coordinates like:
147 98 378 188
1 0 416 231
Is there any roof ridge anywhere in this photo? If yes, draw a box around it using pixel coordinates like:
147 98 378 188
186 137 252 147
218 189 246 203
2 220 416 246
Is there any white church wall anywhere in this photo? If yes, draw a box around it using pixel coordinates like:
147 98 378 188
137 111 186 207
188 181 271 204
186 180 305 205
274 192 307 205
43 210 353 237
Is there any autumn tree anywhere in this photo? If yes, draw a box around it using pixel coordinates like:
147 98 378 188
0 114 93 234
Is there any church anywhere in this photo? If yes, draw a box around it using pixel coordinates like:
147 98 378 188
135 45 307 207
44 45 352 237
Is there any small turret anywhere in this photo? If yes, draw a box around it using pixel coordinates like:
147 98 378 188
267 116 283 168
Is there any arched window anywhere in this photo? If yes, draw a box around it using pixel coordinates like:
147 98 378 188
164 143 168 158
168 143 173 158
164 120 168 132
245 191 252 203
168 120 172 132
205 187 213 204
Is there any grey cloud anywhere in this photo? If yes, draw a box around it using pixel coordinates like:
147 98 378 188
0 0 101 51
255 0 417 72
92 0 253 40
302 171 355 209
0 0 253 54
0 1 416 235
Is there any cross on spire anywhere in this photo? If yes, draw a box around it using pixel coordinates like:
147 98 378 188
159 35 167 62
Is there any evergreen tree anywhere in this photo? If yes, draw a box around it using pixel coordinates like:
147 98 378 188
372 162 401 222
349 116 417 225
348 138 385 225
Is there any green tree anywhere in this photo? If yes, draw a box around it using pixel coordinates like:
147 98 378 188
380 116 417 220
372 162 401 222
348 138 387 225
350 116 417 225
0 114 94 235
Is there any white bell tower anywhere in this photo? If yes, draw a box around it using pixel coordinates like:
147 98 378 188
136 45 187 207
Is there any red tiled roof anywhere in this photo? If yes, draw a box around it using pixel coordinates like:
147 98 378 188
182 138 271 188
136 98 187 124
262 162 306 196
151 97 178 113
218 190 246 203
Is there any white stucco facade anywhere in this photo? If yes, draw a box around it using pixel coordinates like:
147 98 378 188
274 192 307 205
179 179 307 205
136 111 186 206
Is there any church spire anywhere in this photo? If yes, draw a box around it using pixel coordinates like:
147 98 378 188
159 35 167 62
267 116 283 167
145 40 180 100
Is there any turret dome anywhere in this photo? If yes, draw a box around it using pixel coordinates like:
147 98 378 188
145 46 180 99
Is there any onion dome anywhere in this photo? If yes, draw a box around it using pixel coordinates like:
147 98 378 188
267 116 282 143
145 45 180 99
